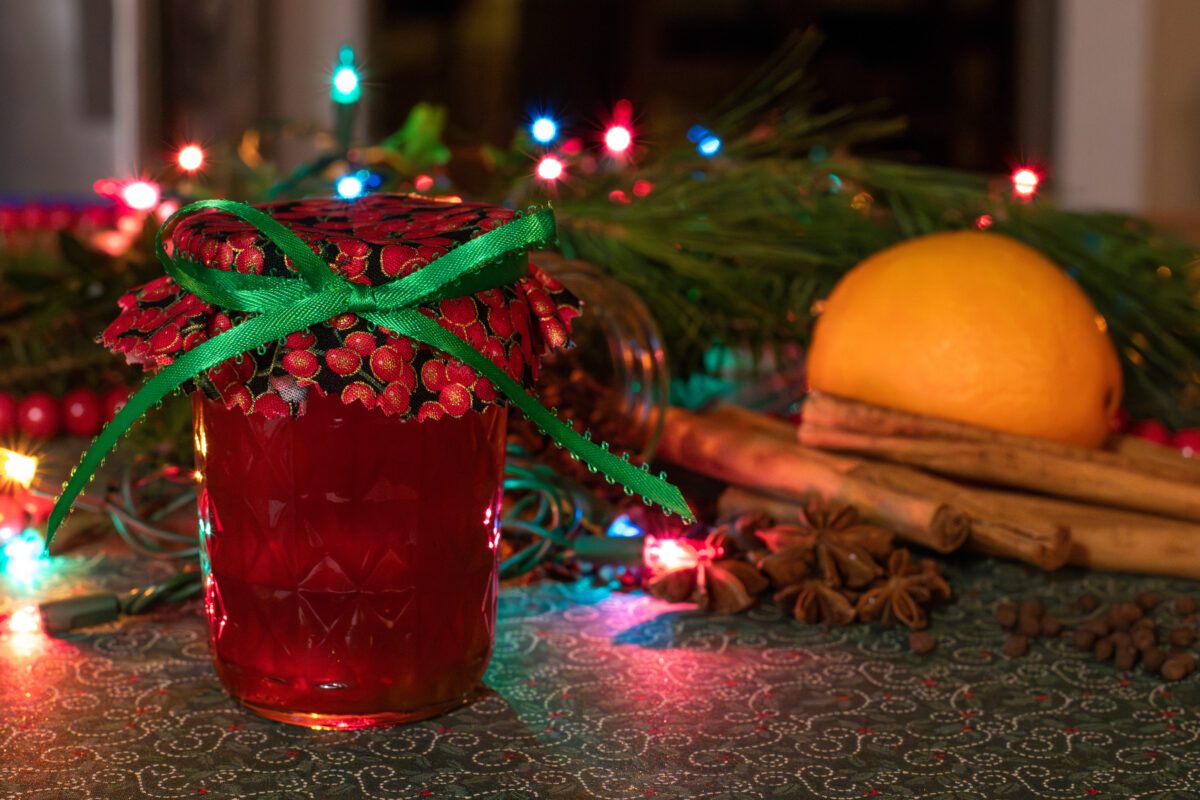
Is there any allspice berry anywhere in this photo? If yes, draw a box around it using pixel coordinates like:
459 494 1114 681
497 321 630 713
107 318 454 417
1073 629 1097 652
1003 634 1030 658
1168 627 1196 648
1135 591 1160 611
909 631 937 654
1077 593 1101 613
1142 647 1167 674
1174 596 1197 616
1114 644 1139 672
1017 599 1043 637
1041 615 1063 637
1093 636 1115 661
1080 618 1110 638
1161 656 1192 682
1108 603 1143 630
1131 627 1157 652
994 601 1018 629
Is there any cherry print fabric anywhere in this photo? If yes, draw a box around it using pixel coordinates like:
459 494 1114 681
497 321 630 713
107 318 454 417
102 195 580 420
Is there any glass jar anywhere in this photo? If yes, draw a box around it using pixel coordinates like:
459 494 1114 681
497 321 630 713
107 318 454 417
532 253 669 459
193 391 507 729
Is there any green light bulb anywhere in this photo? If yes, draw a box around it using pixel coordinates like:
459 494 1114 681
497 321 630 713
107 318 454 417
331 46 361 104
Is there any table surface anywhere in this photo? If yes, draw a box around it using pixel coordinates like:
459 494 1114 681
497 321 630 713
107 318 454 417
2 544 1199 800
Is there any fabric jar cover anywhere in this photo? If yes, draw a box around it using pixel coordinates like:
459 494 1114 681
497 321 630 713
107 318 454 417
102 194 580 421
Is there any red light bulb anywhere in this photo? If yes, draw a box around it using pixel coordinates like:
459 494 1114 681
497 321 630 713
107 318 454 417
536 156 564 181
177 144 204 172
604 125 632 155
1011 167 1040 198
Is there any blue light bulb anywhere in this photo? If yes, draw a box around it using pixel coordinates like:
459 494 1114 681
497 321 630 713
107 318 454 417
605 514 643 538
531 116 558 144
698 135 722 157
336 173 365 200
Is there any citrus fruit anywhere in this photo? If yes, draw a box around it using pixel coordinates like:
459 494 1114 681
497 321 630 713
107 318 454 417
807 231 1122 448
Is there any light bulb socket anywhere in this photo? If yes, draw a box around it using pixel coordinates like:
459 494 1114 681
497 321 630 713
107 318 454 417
38 593 121 635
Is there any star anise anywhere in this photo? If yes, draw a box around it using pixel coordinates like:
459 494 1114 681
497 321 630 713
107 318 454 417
757 545 815 587
856 549 952 630
757 499 894 590
776 580 857 625
646 558 769 614
797 498 895 561
712 511 775 555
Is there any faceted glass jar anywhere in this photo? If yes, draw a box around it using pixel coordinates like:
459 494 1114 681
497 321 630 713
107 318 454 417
193 392 507 729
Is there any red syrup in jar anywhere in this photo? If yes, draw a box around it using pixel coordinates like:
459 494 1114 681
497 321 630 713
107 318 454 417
193 392 506 728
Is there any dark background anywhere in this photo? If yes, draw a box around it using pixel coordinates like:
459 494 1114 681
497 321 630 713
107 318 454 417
160 0 1036 175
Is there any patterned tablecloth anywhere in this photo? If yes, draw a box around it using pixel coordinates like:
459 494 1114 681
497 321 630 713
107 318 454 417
2 545 1199 800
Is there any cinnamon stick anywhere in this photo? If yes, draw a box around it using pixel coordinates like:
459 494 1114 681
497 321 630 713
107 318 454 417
804 392 1200 486
962 484 1200 579
709 405 1070 569
799 394 1200 521
1110 434 1200 480
658 407 970 552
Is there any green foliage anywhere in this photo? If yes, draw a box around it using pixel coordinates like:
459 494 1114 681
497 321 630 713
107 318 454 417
377 102 452 171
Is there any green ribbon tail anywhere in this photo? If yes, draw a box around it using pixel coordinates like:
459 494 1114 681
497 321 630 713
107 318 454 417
368 309 695 522
45 294 347 543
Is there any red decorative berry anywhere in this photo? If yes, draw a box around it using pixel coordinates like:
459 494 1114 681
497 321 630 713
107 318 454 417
488 305 515 337
330 313 359 331
235 247 264 274
417 401 446 422
440 297 477 325
474 377 498 402
1129 419 1171 445
325 347 361 376
222 384 253 411
538 317 568 348
379 382 412 415
370 346 403 383
439 384 472 416
381 244 420 277
285 330 316 350
208 313 233 336
446 361 477 387
0 392 17 437
1110 407 1130 433
18 392 61 439
341 382 376 409
103 386 132 422
421 361 448 391
252 393 290 419
344 331 376 356
62 388 103 437
149 324 181 354
1171 428 1200 457
282 350 319 380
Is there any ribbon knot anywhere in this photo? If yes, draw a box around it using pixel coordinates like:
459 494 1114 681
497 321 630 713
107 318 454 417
346 284 380 313
45 199 693 543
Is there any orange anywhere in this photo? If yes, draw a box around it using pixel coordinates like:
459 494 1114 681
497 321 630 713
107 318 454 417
806 231 1122 448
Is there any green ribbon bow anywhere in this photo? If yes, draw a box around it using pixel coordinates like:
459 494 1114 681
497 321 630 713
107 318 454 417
46 199 693 542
